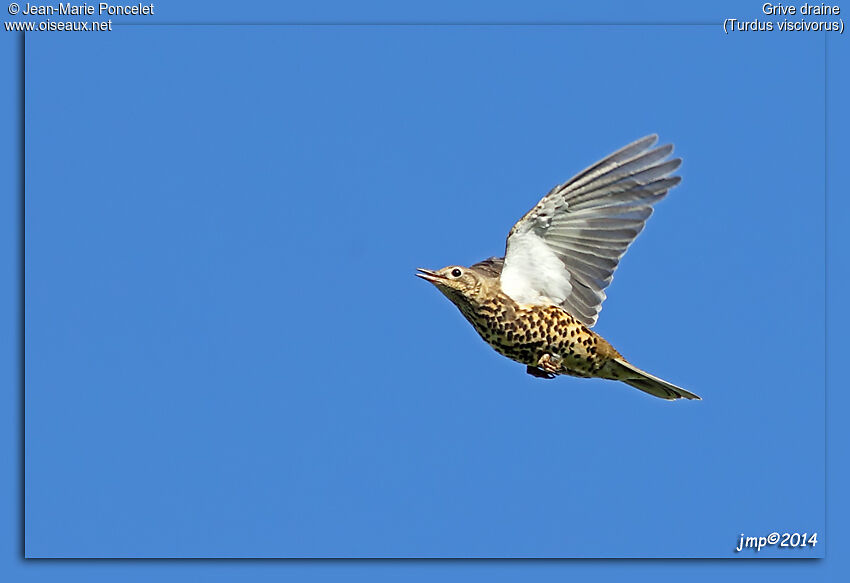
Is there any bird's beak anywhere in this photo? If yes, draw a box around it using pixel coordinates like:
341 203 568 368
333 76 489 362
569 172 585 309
415 267 444 283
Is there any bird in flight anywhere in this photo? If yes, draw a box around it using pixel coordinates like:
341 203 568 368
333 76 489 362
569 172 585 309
416 135 700 401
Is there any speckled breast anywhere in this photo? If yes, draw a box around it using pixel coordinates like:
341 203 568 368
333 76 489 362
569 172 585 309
459 296 614 377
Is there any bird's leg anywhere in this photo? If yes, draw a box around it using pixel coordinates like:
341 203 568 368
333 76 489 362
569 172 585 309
526 354 563 379
537 353 563 375
526 365 556 380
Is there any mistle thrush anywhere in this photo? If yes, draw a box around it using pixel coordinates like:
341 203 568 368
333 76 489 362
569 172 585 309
417 135 700 401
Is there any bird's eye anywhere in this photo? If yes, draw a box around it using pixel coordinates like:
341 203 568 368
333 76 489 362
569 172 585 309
451 268 462 278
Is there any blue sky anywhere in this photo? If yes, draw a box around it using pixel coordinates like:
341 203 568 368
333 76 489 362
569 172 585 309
2 0 849 581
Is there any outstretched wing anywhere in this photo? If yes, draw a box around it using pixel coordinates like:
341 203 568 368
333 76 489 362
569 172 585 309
499 135 681 327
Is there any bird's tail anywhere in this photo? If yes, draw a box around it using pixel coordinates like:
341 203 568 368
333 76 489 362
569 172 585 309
605 357 701 401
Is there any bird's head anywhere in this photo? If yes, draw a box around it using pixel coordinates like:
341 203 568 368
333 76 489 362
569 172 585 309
415 264 494 307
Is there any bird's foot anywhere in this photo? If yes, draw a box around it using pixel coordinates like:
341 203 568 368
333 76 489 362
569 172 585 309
538 353 563 374
526 365 556 379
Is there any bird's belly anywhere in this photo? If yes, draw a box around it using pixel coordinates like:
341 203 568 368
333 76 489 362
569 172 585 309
488 337 599 377
469 305 605 376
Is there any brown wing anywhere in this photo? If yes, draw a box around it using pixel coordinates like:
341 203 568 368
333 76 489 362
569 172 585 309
470 256 505 278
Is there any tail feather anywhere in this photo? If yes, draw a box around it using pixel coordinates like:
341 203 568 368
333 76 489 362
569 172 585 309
607 357 701 401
